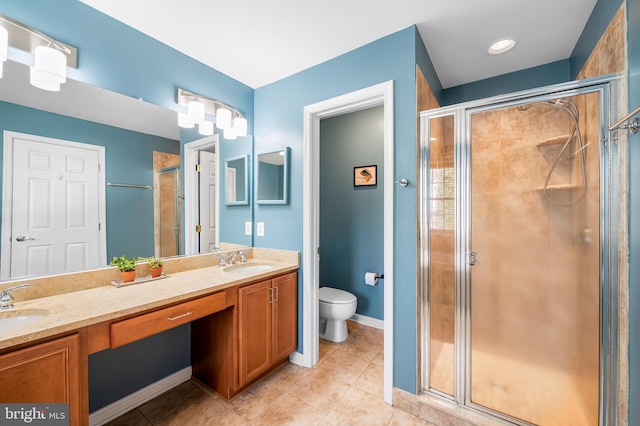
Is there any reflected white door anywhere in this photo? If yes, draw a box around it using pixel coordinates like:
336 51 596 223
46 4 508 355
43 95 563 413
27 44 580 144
8 135 102 278
199 150 217 252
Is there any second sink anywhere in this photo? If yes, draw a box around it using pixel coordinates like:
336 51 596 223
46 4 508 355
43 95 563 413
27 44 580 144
0 309 49 333
223 262 273 274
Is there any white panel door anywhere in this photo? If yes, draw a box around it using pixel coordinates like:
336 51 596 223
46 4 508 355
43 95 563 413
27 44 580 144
199 150 218 252
10 137 101 278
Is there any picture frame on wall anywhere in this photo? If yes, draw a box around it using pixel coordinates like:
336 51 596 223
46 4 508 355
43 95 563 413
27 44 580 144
354 165 377 187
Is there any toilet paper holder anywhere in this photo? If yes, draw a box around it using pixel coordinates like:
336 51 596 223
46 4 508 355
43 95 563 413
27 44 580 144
364 272 384 286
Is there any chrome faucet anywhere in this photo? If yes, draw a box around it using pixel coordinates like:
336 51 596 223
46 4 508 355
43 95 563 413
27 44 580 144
0 283 30 311
214 253 228 267
229 250 246 265
211 246 222 253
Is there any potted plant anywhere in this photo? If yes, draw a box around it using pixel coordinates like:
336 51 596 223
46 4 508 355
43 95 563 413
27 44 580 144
141 256 164 278
111 255 137 283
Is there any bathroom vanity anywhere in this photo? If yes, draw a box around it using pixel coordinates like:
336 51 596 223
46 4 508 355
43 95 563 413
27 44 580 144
0 249 299 426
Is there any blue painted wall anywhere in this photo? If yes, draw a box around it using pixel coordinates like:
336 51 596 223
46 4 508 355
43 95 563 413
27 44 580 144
442 60 571 105
415 29 443 105
88 325 190 412
254 26 419 392
0 101 179 262
319 107 384 320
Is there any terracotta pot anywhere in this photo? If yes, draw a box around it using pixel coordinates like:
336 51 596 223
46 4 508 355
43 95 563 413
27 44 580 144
150 267 163 278
121 270 137 283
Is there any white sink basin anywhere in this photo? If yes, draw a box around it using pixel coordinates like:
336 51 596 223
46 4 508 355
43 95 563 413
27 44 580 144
0 309 48 333
223 262 274 274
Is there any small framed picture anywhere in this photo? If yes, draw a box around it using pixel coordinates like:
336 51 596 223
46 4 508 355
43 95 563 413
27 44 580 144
354 165 377 187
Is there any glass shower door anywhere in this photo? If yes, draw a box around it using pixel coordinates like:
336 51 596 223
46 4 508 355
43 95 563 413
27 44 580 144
159 166 182 257
467 93 601 425
425 114 456 397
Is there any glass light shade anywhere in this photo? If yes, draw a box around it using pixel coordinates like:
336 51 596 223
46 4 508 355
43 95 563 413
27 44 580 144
233 116 248 137
199 119 214 136
30 46 67 91
216 107 232 130
0 26 7 78
187 100 205 124
178 112 195 128
223 126 237 140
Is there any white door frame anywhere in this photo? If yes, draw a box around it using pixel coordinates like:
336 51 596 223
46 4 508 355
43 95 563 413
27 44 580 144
297 81 395 404
1 130 107 279
183 135 219 255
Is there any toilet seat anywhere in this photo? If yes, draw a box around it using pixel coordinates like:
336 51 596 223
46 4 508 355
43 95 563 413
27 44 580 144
319 287 356 304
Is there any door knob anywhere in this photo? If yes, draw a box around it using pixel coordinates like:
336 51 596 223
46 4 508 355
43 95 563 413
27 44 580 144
15 236 36 242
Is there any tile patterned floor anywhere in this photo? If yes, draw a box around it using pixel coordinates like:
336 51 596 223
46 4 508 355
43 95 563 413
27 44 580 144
105 321 435 426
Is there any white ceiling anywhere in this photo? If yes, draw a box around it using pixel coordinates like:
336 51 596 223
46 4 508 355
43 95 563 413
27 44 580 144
80 0 597 89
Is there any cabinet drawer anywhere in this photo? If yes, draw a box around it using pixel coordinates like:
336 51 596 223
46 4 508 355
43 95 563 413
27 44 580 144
111 291 227 348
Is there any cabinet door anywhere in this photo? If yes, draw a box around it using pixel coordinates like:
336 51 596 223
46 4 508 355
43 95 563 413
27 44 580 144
272 272 297 362
0 334 81 426
238 279 272 386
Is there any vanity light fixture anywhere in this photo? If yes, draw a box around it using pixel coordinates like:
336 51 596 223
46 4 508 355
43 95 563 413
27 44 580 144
178 112 195 128
488 38 516 55
177 88 248 139
187 100 206 124
215 107 232 130
0 13 77 90
223 126 237 140
30 45 67 91
199 119 214 136
0 26 7 78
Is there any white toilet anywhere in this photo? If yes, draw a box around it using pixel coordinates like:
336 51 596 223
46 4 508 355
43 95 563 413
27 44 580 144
319 287 357 343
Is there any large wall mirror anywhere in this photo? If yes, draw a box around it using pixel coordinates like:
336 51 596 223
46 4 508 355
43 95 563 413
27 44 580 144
0 60 253 281
256 147 290 205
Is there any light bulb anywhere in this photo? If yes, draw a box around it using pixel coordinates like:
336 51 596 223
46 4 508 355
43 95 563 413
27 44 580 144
199 120 214 136
0 26 7 79
30 45 67 91
187 100 205 124
178 112 195 128
216 107 232 130
224 126 237 140
233 116 248 137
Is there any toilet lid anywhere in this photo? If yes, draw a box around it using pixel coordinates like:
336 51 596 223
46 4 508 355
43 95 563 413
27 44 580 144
319 287 356 304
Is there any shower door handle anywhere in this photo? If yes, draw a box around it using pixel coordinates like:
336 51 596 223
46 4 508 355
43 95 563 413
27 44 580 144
467 251 478 266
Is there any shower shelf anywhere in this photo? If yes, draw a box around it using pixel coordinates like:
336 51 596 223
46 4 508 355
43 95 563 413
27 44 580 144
536 184 582 192
536 135 571 148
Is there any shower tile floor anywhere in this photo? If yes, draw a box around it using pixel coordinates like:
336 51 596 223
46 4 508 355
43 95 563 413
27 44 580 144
104 321 435 426
430 341 598 426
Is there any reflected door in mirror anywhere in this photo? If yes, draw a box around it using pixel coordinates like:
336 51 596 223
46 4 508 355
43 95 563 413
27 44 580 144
2 133 105 279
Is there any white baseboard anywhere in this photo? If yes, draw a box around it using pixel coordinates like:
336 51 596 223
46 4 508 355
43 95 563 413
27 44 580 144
89 367 192 426
289 351 309 367
350 313 384 330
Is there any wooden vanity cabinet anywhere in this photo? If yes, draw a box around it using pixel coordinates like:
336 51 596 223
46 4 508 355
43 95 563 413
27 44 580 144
238 271 297 387
192 271 297 398
0 333 83 426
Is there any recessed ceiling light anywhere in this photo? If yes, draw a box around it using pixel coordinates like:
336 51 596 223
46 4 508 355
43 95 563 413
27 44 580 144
488 38 516 55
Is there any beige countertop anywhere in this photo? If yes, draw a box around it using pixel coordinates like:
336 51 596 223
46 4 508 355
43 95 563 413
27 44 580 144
0 252 299 350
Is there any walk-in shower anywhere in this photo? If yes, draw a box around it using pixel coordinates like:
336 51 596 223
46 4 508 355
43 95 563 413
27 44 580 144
420 78 620 426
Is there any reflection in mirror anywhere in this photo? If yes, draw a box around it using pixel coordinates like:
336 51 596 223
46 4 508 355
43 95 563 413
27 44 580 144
158 167 181 256
256 147 290 205
0 60 254 281
225 154 249 205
